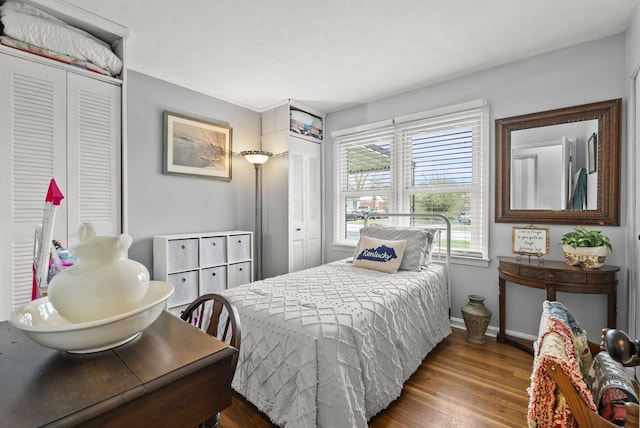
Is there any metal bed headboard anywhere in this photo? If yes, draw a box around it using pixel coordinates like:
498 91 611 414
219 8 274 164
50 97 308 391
363 213 451 309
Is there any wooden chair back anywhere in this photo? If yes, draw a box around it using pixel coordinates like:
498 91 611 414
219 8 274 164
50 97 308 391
180 293 242 374
544 340 639 428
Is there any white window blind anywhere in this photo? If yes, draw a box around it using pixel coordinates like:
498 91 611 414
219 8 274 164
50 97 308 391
337 126 394 191
333 101 489 260
334 125 394 243
398 107 487 258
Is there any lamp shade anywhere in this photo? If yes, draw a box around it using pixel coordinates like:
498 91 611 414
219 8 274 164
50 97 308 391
241 150 272 165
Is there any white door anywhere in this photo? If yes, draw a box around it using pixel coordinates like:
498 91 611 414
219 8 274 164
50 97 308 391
511 154 537 209
288 141 306 272
0 54 67 319
0 53 122 320
633 74 640 383
66 72 121 245
304 139 322 268
288 137 322 272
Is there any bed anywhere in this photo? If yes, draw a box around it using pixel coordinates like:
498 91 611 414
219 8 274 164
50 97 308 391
221 214 452 427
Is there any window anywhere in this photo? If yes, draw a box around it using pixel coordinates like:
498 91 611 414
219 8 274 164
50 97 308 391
333 100 489 261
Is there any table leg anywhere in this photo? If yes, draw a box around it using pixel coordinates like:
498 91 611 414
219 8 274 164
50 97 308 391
201 412 220 427
546 284 556 301
498 277 506 343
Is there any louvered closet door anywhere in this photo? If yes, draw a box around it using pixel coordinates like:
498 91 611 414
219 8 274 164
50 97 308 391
304 140 322 268
66 73 121 245
0 53 67 319
288 137 322 273
288 140 306 272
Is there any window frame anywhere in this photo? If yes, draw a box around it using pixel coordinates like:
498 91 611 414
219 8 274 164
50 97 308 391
332 100 490 263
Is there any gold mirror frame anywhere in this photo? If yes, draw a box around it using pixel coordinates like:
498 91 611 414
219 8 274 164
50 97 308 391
495 98 621 226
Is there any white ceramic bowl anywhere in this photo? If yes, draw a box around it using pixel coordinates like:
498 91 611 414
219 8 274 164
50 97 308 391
9 281 174 353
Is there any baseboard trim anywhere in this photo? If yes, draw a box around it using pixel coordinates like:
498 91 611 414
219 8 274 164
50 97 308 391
450 317 537 342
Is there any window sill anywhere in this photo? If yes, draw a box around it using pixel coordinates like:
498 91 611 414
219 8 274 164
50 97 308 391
332 243 357 253
448 255 491 268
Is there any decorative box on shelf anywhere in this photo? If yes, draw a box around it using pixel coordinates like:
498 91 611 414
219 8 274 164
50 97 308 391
261 99 324 144
153 230 253 317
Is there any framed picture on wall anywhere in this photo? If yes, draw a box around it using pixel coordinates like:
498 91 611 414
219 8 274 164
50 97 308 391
587 132 597 174
163 111 233 181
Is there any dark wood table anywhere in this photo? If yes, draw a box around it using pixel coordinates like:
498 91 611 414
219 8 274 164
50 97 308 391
497 256 619 354
0 311 237 427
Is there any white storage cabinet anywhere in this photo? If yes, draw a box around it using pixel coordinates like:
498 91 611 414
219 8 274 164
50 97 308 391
153 231 253 316
0 28 124 321
261 102 323 278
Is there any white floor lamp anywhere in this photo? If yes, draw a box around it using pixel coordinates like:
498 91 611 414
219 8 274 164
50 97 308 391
240 150 272 280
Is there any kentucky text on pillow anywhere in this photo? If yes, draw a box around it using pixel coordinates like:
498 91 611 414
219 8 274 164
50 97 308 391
353 236 406 273
356 244 399 262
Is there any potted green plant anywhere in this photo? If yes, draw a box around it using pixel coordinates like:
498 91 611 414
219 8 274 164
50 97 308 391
560 226 612 269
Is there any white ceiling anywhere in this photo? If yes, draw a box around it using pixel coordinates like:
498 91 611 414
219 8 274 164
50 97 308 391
62 0 637 113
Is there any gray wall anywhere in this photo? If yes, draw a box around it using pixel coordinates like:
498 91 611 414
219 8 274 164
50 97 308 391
324 35 629 341
125 71 261 274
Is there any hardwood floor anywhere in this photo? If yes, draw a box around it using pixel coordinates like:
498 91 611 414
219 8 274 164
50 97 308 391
219 328 534 428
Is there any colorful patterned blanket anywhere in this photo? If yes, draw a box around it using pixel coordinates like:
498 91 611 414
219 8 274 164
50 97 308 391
527 301 597 428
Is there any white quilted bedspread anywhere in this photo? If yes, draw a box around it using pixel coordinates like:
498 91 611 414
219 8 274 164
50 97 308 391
222 259 451 428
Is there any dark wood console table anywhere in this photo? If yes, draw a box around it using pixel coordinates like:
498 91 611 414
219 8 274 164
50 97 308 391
0 311 237 427
497 256 619 354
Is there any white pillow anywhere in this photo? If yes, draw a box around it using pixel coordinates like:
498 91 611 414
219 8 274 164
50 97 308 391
353 236 406 273
354 225 434 271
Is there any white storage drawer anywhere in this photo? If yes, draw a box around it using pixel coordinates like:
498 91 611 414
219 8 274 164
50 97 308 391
154 231 253 314
167 270 199 307
167 239 199 272
200 236 226 267
228 234 251 263
201 266 227 294
228 262 252 289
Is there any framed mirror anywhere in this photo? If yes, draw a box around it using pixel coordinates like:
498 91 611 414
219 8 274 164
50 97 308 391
496 98 621 225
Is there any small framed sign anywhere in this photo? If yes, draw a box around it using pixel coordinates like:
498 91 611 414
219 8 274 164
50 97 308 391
512 226 550 256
